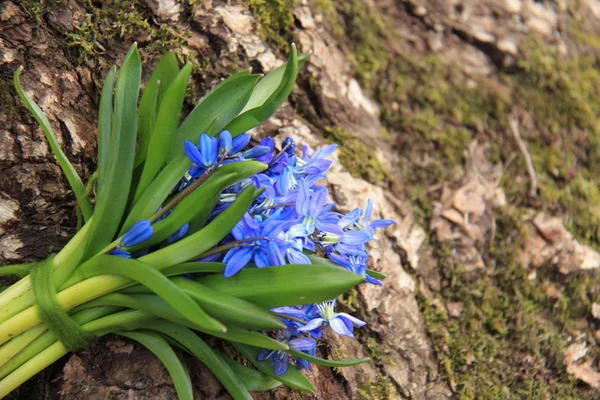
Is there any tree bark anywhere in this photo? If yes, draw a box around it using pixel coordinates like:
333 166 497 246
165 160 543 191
3 0 600 399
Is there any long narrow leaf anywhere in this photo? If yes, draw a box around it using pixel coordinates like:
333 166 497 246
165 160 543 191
117 331 193 400
170 277 284 331
232 343 315 393
135 52 180 167
287 348 370 367
121 154 190 234
168 73 260 158
225 44 299 135
148 321 253 400
133 64 192 201
0 306 121 379
75 255 226 333
161 262 225 276
80 293 287 350
199 264 365 308
97 66 116 196
219 352 281 391
13 67 92 220
140 186 260 267
84 44 141 257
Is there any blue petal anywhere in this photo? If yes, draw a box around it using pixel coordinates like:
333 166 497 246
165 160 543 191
289 337 316 352
184 140 203 165
257 349 275 361
224 247 254 277
370 219 395 229
365 275 383 286
230 134 251 154
273 354 290 376
342 230 371 245
299 318 324 332
329 317 354 337
219 130 232 154
336 312 366 327
167 223 189 243
122 220 153 247
109 248 131 258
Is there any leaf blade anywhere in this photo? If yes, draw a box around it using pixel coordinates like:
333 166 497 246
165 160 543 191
117 331 193 400
13 66 93 221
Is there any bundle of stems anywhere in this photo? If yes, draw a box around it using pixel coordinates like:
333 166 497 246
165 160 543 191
0 43 379 399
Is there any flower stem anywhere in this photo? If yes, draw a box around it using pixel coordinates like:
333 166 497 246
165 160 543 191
272 313 307 325
195 237 267 259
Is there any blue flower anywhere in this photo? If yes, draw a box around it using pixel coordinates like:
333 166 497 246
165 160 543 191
223 213 288 277
362 199 395 239
293 181 330 234
330 245 382 286
255 137 275 163
298 300 366 338
230 133 251 154
282 136 296 155
257 332 316 375
167 223 189 243
184 133 219 176
109 248 131 258
296 144 336 176
242 145 271 159
122 220 153 247
218 130 232 155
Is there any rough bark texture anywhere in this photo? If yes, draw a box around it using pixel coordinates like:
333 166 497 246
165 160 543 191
2 0 600 399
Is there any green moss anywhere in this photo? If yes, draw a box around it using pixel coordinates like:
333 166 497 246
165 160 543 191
325 126 388 185
65 0 206 72
363 337 396 366
510 42 600 248
239 0 295 51
420 208 600 399
357 376 395 400
337 1 389 90
313 0 344 37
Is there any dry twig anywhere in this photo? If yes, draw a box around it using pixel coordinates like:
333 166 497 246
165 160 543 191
509 115 538 197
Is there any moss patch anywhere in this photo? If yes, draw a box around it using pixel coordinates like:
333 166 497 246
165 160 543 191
325 126 388 185
357 376 395 400
421 208 600 399
238 0 295 51
65 0 205 72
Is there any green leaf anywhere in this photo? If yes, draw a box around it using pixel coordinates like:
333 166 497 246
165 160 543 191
170 277 285 331
126 172 237 251
366 269 386 280
148 321 253 400
168 73 261 158
0 306 121 380
287 348 370 367
97 66 116 197
225 44 299 135
13 66 93 221
121 154 190 235
307 254 387 279
199 264 365 308
75 255 226 333
232 343 315 393
140 186 259 267
117 331 193 400
161 262 225 276
219 352 281 391
84 43 141 258
135 52 180 168
129 161 267 250
82 293 287 350
133 64 192 202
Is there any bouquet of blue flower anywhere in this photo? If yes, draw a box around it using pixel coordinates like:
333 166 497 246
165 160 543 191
0 43 393 399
